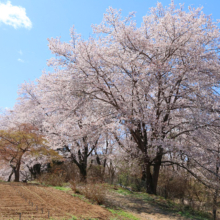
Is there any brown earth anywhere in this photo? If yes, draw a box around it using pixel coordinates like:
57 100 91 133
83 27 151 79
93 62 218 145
0 182 111 220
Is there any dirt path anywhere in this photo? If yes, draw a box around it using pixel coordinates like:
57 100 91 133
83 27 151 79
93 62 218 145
0 182 110 220
106 191 190 220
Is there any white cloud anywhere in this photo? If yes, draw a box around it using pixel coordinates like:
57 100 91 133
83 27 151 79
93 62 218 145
18 50 23 55
0 1 32 29
18 58 24 62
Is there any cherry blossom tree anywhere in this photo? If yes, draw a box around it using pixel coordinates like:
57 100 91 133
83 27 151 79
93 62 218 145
18 71 108 182
46 2 220 194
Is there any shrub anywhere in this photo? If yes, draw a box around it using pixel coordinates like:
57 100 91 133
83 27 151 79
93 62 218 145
157 168 188 200
87 165 105 183
80 183 107 205
70 181 107 205
37 173 65 186
69 179 81 194
130 179 146 192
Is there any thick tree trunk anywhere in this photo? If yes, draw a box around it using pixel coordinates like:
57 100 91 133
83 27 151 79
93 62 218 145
145 163 162 195
144 149 163 195
152 149 163 194
79 165 87 182
14 170 20 182
146 161 154 194
70 148 88 183
141 168 146 181
152 163 161 194
15 171 20 182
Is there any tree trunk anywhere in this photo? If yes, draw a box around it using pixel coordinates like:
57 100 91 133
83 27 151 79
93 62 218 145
145 164 162 195
152 150 163 194
7 169 14 182
109 160 115 184
14 159 21 182
144 149 163 195
213 147 219 220
14 170 20 182
70 148 88 183
146 162 154 194
79 166 87 182
141 168 146 181
213 188 218 220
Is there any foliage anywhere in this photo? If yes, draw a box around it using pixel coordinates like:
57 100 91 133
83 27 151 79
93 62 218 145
0 123 52 182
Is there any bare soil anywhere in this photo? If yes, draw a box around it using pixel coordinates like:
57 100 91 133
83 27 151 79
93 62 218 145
0 182 111 220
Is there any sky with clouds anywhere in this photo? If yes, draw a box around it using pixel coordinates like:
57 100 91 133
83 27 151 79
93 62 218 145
0 0 219 109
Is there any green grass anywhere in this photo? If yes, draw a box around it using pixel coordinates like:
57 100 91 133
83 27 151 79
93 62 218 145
115 188 133 196
108 208 139 220
53 186 71 191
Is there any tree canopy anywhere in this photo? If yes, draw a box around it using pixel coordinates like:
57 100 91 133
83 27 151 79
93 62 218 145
0 2 220 195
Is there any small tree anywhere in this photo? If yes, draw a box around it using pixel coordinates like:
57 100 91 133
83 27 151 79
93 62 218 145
0 123 48 182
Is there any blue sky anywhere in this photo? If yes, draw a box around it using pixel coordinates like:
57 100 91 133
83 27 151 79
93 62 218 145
0 0 219 109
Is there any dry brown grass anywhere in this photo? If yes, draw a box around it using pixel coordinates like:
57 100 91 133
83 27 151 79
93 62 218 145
37 173 65 186
80 183 107 205
70 181 108 205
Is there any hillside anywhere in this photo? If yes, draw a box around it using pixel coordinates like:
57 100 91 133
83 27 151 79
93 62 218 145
0 182 213 220
0 182 110 219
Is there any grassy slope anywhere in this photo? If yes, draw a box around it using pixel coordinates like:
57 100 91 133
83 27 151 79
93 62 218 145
53 185 138 220
0 180 212 220
113 187 212 220
53 185 212 220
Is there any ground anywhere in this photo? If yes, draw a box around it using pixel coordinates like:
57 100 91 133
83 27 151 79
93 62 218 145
105 188 211 220
0 182 212 220
0 182 110 219
106 190 189 220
